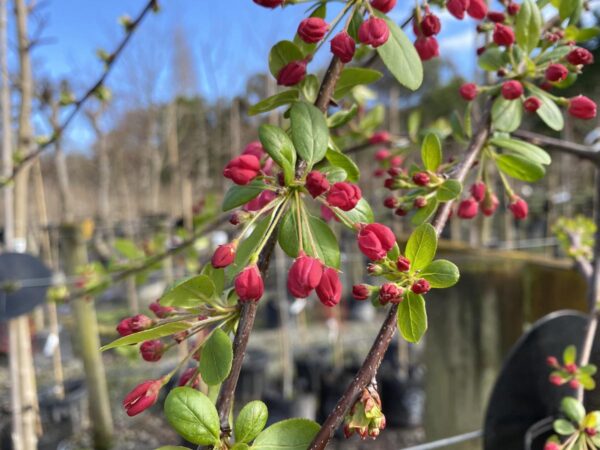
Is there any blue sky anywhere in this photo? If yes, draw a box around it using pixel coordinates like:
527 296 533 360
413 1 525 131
22 0 481 150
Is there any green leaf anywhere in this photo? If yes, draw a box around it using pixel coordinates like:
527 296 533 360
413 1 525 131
114 238 144 260
201 264 225 296
101 322 191 351
252 418 320 450
373 12 423 91
492 97 523 133
161 275 216 308
495 154 546 182
341 197 374 227
560 0 580 21
478 47 509 71
397 292 428 343
347 9 363 41
155 447 193 450
320 165 347 183
421 133 442 172
222 181 265 212
234 401 269 443
249 90 299 116
561 397 586 423
199 329 233 385
289 102 329 169
420 260 460 288
553 418 577 435
268 41 304 78
259 124 296 185
326 148 360 182
333 68 383 99
515 0 542 54
411 198 439 227
227 214 272 280
301 75 320 103
489 137 551 165
526 84 564 131
537 45 571 64
327 105 358 129
580 373 596 390
564 345 577 365
164 387 220 445
436 180 462 202
405 223 437 272
232 444 250 450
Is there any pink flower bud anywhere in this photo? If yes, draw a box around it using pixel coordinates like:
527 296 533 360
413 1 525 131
140 340 165 362
493 23 515 47
297 17 329 44
375 148 391 161
414 36 440 61
330 31 356 63
420 14 441 37
569 379 580 389
367 263 384 276
242 141 265 159
287 253 324 298
446 0 469 19
149 301 174 319
458 198 479 219
412 172 430 186
508 196 528 220
358 17 390 48
411 279 431 294
352 284 371 300
544 443 560 450
123 379 162 416
414 196 427 209
546 356 559 367
396 256 411 272
507 2 520 15
487 11 506 22
586 428 598 437
116 318 133 336
326 182 362 211
501 80 523 100
316 268 342 307
390 156 403 167
211 243 236 269
306 171 330 198
369 131 390 144
374 168 386 177
178 367 200 388
549 374 564 386
567 47 594 65
235 265 264 302
243 190 276 212
460 83 478 101
481 192 499 216
568 95 597 120
357 223 396 261
546 63 568 82
467 0 488 19
470 182 486 202
277 60 307 87
379 283 403 305
524 96 542 112
223 155 261 185
395 207 408 216
384 196 398 209
371 0 397 13
565 363 578 374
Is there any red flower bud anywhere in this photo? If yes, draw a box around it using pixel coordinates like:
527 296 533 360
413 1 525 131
287 253 324 298
390 156 403 167
123 379 162 416
223 155 261 185
396 256 411 272
412 172 430 186
379 283 403 304
524 96 542 112
420 14 441 37
316 268 342 307
414 196 427 209
477 46 487 56
501 80 523 100
358 17 390 48
384 178 396 190
493 23 515 47
470 182 486 202
544 443 560 450
352 284 371 300
567 47 594 65
586 428 598 437
369 131 391 144
212 243 236 269
367 263 384 276
326 182 362 211
375 148 391 161
140 340 165 362
507 2 520 15
277 60 307 86
371 0 397 13
383 196 398 209
374 168 386 177
568 95 597 120
480 192 499 216
178 367 200 388
306 171 330 198
116 318 133 336
321 205 335 222
546 63 568 82
459 83 478 101
298 17 329 44
546 356 559 367
130 314 152 333
149 301 174 319
235 265 264 302
395 207 408 216
549 374 564 386
357 223 396 261
467 0 488 19
508 196 528 220
487 11 506 22
447 0 470 19
414 36 440 61
458 198 479 219
565 362 578 374
242 141 265 159
330 31 356 63
411 279 431 294
243 190 276 212
569 379 580 389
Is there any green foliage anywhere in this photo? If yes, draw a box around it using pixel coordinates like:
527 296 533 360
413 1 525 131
199 329 233 385
223 181 265 212
421 133 442 172
234 401 269 443
101 322 191 351
164 388 220 445
259 124 297 185
251 418 320 450
289 102 329 169
268 41 303 78
405 223 438 272
420 260 460 288
160 275 216 308
397 292 428 343
249 90 299 116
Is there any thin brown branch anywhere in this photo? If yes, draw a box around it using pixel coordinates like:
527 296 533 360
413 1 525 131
513 129 599 163
1 0 158 188
308 103 492 450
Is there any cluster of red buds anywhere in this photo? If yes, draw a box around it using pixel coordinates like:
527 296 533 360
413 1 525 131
412 6 442 61
343 385 387 439
373 146 404 178
287 252 342 306
547 353 597 390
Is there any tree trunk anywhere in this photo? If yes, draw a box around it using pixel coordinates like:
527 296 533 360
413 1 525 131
51 101 74 222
